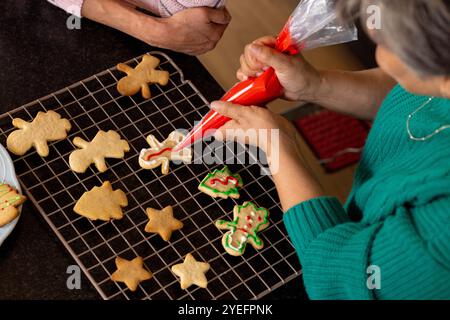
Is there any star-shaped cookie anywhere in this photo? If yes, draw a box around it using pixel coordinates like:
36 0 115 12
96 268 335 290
111 256 153 291
138 131 192 175
144 206 183 241
73 181 128 221
171 253 210 290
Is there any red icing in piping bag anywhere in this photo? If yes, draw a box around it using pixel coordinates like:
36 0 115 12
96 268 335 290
174 0 358 151
174 23 300 151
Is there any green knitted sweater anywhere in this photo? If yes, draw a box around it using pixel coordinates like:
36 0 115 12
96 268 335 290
284 85 450 300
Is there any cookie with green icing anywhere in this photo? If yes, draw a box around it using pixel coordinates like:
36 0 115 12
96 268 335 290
198 166 243 199
0 183 26 227
215 202 269 256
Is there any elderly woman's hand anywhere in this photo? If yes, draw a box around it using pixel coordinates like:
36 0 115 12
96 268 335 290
158 7 231 56
238 36 323 102
211 101 299 156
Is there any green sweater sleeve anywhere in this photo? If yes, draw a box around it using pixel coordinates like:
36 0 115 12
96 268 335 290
284 196 450 300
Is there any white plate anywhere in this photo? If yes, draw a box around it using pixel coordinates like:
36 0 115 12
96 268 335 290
0 144 23 246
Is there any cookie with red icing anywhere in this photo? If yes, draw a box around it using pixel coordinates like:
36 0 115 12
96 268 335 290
198 166 243 199
215 202 270 256
0 183 26 227
138 131 192 175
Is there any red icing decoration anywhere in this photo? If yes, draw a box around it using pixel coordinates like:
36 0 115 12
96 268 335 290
210 176 239 186
236 228 249 234
144 147 173 161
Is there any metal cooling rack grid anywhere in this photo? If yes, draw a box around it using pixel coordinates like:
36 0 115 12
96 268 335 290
0 52 301 300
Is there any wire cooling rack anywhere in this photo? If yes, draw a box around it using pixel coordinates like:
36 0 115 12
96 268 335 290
0 52 301 300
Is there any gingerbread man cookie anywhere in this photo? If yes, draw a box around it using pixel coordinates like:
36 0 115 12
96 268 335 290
117 54 169 99
74 181 128 221
198 166 243 199
215 202 270 256
111 256 153 292
0 183 27 227
139 131 192 175
7 110 71 157
69 130 130 173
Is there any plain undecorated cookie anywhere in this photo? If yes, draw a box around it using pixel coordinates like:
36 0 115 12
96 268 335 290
144 206 183 241
69 130 130 173
117 54 169 99
111 256 152 291
171 253 210 290
73 181 128 221
7 110 71 157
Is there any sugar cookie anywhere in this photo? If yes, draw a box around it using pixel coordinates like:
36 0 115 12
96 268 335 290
111 256 153 291
144 205 183 242
198 166 243 199
216 202 270 256
117 54 169 99
171 253 210 290
139 131 192 175
7 110 71 157
73 181 128 221
69 130 130 173
0 183 26 227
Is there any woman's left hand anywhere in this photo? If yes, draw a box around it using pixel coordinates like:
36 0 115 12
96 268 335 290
211 101 299 156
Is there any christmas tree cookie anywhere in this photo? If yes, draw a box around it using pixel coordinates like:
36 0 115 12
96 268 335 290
216 202 270 256
0 183 27 227
73 181 128 221
198 166 243 199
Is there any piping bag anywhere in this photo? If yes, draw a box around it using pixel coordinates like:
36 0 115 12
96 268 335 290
174 0 357 151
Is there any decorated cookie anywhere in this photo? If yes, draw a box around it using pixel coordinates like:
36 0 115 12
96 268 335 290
73 181 128 221
144 206 183 241
69 130 130 173
7 110 71 157
198 166 243 199
0 183 27 227
139 131 192 175
111 256 153 291
171 253 210 290
215 202 270 256
117 54 169 99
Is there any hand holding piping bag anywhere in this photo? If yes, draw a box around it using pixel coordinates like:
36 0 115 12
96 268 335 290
175 0 357 151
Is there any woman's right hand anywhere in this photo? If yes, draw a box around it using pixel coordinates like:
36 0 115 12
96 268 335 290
237 36 323 102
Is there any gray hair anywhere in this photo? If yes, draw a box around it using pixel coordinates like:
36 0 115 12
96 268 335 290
336 0 450 77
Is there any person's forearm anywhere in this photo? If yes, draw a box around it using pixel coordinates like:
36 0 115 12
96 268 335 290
269 136 324 212
311 68 397 120
81 0 165 47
